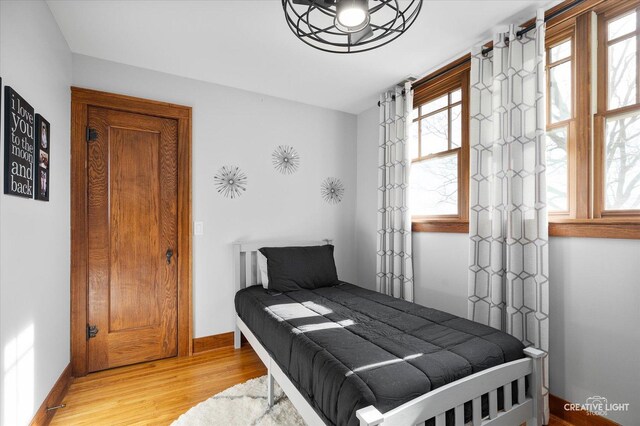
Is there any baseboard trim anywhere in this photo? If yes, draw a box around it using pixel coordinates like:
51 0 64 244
192 332 249 353
30 363 73 426
192 332 235 353
550 394 620 426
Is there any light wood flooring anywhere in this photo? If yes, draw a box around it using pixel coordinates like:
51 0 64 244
51 345 265 425
51 345 572 425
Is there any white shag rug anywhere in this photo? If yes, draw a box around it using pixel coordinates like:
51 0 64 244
172 375 307 426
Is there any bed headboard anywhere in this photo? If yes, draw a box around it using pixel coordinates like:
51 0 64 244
233 239 332 292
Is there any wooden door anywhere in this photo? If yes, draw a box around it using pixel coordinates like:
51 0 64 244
87 106 178 372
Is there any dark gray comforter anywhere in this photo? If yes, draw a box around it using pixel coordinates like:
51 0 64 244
235 282 525 426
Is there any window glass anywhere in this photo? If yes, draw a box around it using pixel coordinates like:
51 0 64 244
605 112 640 210
608 36 637 110
546 127 569 211
410 153 459 216
421 109 449 155
550 61 572 123
550 40 572 62
608 11 636 41
450 89 462 104
421 94 448 115
450 105 462 148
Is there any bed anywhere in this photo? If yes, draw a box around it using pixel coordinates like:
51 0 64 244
233 240 544 426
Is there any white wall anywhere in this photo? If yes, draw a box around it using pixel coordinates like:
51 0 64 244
356 107 640 425
547 237 640 426
72 54 358 338
0 1 72 425
355 106 378 291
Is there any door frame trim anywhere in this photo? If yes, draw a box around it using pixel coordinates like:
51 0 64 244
70 87 193 376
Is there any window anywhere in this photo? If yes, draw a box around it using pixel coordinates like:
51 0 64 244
410 62 469 232
543 0 640 238
546 35 574 214
410 90 461 216
595 4 640 216
411 0 640 237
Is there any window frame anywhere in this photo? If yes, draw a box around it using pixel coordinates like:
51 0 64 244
544 0 640 238
545 25 578 218
594 1 640 220
411 61 470 233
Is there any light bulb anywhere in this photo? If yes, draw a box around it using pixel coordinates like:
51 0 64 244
337 8 366 28
335 0 369 33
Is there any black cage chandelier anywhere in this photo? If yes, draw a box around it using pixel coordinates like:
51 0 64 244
282 0 423 54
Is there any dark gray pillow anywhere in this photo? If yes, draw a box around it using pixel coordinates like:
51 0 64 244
258 245 339 292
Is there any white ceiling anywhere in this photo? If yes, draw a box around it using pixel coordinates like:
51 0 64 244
47 0 553 114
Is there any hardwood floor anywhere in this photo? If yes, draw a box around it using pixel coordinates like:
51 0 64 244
51 345 572 425
51 345 266 425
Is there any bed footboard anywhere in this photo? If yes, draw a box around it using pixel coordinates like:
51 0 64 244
356 347 546 426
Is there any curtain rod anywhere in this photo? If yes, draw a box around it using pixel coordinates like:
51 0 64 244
377 0 586 107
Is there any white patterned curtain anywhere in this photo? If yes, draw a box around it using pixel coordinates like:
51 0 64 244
467 10 549 423
377 82 414 301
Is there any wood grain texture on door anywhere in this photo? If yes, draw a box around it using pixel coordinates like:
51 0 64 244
87 106 178 372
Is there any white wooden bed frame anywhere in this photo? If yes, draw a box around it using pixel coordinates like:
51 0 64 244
233 240 545 426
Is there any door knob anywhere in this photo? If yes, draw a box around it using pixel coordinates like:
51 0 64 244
166 249 174 264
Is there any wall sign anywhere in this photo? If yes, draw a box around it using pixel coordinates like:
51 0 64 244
34 114 50 201
4 86 35 198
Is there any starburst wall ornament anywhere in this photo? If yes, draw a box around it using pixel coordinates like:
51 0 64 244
272 145 300 174
214 166 247 199
321 177 344 204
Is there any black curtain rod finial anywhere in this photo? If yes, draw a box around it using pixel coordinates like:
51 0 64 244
377 89 408 107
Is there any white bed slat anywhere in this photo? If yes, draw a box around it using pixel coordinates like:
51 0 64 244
489 389 498 419
472 397 481 425
245 252 253 286
517 377 526 404
256 250 263 286
454 404 464 426
503 383 512 412
435 413 445 426
453 404 464 426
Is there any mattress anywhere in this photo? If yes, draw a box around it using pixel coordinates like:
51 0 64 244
235 282 525 426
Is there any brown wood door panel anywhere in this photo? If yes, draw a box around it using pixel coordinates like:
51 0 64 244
87 106 178 372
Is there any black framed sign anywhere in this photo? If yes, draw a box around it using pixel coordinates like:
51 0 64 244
35 114 50 201
4 86 35 198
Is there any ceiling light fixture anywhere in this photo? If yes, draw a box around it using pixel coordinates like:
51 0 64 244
282 0 423 54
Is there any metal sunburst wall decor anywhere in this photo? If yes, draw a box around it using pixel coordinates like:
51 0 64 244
272 145 300 174
214 166 248 199
321 177 345 204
